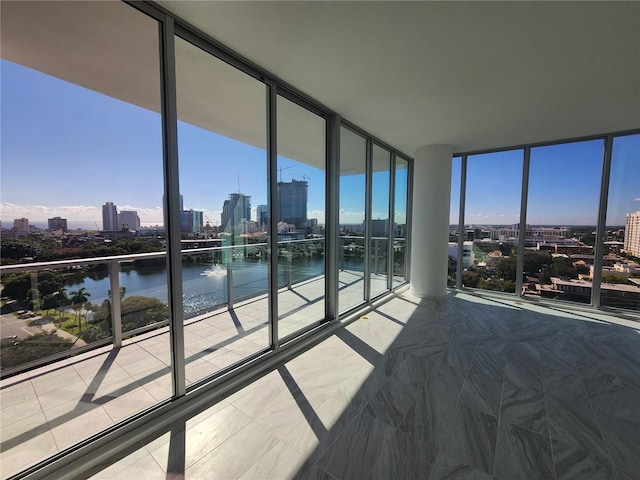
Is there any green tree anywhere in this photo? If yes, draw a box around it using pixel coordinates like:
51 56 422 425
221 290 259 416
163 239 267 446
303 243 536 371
462 271 480 288
0 272 31 302
550 257 577 278
0 270 64 306
53 287 70 326
495 257 517 280
120 296 169 332
41 294 58 315
523 251 552 275
69 287 91 332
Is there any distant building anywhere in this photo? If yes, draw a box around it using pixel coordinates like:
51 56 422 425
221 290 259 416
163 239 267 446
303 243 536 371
221 193 251 232
240 218 258 234
448 241 474 269
47 216 68 232
181 209 203 235
256 204 269 229
624 211 640 257
118 210 140 231
13 218 29 236
341 223 365 235
371 219 388 237
538 277 640 309
102 202 118 231
277 179 307 228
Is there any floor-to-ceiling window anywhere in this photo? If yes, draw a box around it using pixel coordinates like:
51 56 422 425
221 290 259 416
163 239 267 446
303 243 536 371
339 126 367 313
527 140 603 305
174 36 270 385
600 133 640 310
276 95 326 340
452 134 639 312
463 150 523 293
0 2 170 475
392 156 410 286
0 2 413 477
370 144 391 297
448 156 462 287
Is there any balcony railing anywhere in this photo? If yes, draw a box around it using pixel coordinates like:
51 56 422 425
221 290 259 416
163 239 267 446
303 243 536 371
0 237 328 378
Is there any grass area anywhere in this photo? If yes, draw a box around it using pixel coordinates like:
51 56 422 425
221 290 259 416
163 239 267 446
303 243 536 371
35 309 88 337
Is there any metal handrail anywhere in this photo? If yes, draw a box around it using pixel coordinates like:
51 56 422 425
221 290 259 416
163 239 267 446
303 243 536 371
0 237 328 376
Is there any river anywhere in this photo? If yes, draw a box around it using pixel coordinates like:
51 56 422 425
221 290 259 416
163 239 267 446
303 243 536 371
65 256 363 317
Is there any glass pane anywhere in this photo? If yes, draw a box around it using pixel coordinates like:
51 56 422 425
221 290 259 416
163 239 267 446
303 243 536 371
0 1 170 473
448 156 462 287
276 96 326 339
463 150 523 293
175 37 269 385
370 145 391 297
600 134 640 310
527 140 603 304
339 126 366 313
392 157 409 285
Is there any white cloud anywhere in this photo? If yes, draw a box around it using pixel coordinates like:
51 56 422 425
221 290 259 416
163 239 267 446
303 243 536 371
338 209 364 224
0 202 165 226
1 202 99 222
634 197 640 201
308 209 326 224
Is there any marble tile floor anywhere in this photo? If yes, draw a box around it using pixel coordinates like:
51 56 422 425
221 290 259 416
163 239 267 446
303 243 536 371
3 289 639 479
0 273 371 479
75 290 640 480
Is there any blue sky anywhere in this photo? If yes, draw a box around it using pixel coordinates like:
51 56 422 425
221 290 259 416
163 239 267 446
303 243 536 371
451 137 639 226
1 59 636 230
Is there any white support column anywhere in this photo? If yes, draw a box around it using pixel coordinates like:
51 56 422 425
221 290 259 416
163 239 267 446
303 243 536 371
410 144 454 299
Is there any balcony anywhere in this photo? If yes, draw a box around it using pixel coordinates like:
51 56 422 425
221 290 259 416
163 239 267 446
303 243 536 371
1 237 406 477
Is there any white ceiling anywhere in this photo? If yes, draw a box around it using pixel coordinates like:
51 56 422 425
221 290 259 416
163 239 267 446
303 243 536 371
159 0 640 155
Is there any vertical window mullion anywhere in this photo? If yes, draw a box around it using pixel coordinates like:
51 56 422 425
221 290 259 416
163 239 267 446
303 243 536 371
364 138 373 301
267 82 279 348
160 15 186 398
325 114 340 321
592 135 613 307
388 152 397 290
516 148 530 297
456 155 467 289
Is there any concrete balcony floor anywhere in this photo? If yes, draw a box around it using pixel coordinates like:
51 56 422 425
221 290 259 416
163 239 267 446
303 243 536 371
0 270 385 478
2 284 639 479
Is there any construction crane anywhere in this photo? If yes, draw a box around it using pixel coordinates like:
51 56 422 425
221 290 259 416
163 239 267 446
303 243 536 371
279 166 294 182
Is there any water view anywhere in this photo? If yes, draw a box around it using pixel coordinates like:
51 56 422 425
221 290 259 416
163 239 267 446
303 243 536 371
67 255 330 317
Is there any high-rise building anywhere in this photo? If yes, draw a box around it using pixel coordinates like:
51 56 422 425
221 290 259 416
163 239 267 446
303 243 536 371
624 211 640 258
221 193 251 232
13 218 29 236
277 179 307 228
48 216 68 232
256 204 269 229
180 209 203 235
102 202 118 231
118 211 140 231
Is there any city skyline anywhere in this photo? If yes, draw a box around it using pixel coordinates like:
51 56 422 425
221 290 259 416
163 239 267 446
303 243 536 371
1 58 637 230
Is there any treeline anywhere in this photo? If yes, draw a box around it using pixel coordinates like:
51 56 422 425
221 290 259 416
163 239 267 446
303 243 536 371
0 236 165 265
